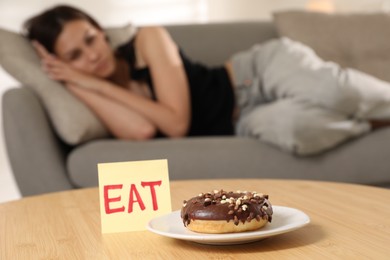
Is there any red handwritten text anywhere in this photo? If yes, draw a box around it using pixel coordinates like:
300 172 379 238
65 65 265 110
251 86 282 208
104 181 162 214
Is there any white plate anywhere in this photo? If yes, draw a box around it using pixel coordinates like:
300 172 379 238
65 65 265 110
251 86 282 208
146 206 310 245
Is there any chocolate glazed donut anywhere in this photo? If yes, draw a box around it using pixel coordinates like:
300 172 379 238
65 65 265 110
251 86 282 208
181 189 273 234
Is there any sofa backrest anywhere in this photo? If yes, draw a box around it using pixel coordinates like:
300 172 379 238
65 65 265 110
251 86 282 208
166 21 277 66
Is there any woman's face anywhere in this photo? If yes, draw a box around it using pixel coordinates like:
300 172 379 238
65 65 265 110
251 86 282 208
54 19 116 78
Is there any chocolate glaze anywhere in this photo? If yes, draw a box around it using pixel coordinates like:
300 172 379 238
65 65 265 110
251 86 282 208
181 189 273 226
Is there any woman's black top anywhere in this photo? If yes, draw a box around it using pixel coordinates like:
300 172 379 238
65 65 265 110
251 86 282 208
116 38 235 136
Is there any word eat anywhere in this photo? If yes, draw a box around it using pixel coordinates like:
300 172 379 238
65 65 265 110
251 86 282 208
104 180 162 214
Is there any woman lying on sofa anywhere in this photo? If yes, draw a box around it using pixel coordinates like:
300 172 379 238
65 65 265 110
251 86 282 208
24 5 390 155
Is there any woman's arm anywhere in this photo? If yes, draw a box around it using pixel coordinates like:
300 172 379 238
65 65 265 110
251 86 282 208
66 84 157 140
138 26 191 137
95 27 191 137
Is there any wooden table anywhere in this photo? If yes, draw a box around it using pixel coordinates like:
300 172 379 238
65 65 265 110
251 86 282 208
1 179 389 259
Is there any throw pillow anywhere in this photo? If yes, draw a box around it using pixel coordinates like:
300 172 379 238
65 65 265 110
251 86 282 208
0 24 137 145
273 10 390 83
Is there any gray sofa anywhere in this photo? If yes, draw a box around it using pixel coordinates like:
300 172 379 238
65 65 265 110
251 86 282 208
3 20 390 197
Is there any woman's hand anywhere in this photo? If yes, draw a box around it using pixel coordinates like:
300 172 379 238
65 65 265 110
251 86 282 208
32 40 102 90
32 40 72 81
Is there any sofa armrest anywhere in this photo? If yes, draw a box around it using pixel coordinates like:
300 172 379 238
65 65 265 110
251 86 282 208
2 87 74 196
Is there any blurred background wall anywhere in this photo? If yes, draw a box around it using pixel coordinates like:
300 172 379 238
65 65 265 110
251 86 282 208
1 0 390 31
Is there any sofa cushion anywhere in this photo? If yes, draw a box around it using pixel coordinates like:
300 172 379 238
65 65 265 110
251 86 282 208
273 10 390 83
0 24 136 145
67 135 390 188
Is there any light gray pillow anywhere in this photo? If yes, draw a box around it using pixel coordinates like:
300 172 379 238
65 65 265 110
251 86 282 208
273 10 390 83
0 24 137 145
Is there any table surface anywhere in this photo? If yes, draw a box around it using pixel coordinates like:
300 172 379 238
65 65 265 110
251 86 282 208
1 179 390 259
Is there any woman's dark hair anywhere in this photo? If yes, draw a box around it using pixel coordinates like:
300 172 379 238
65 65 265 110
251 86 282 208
23 5 102 53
